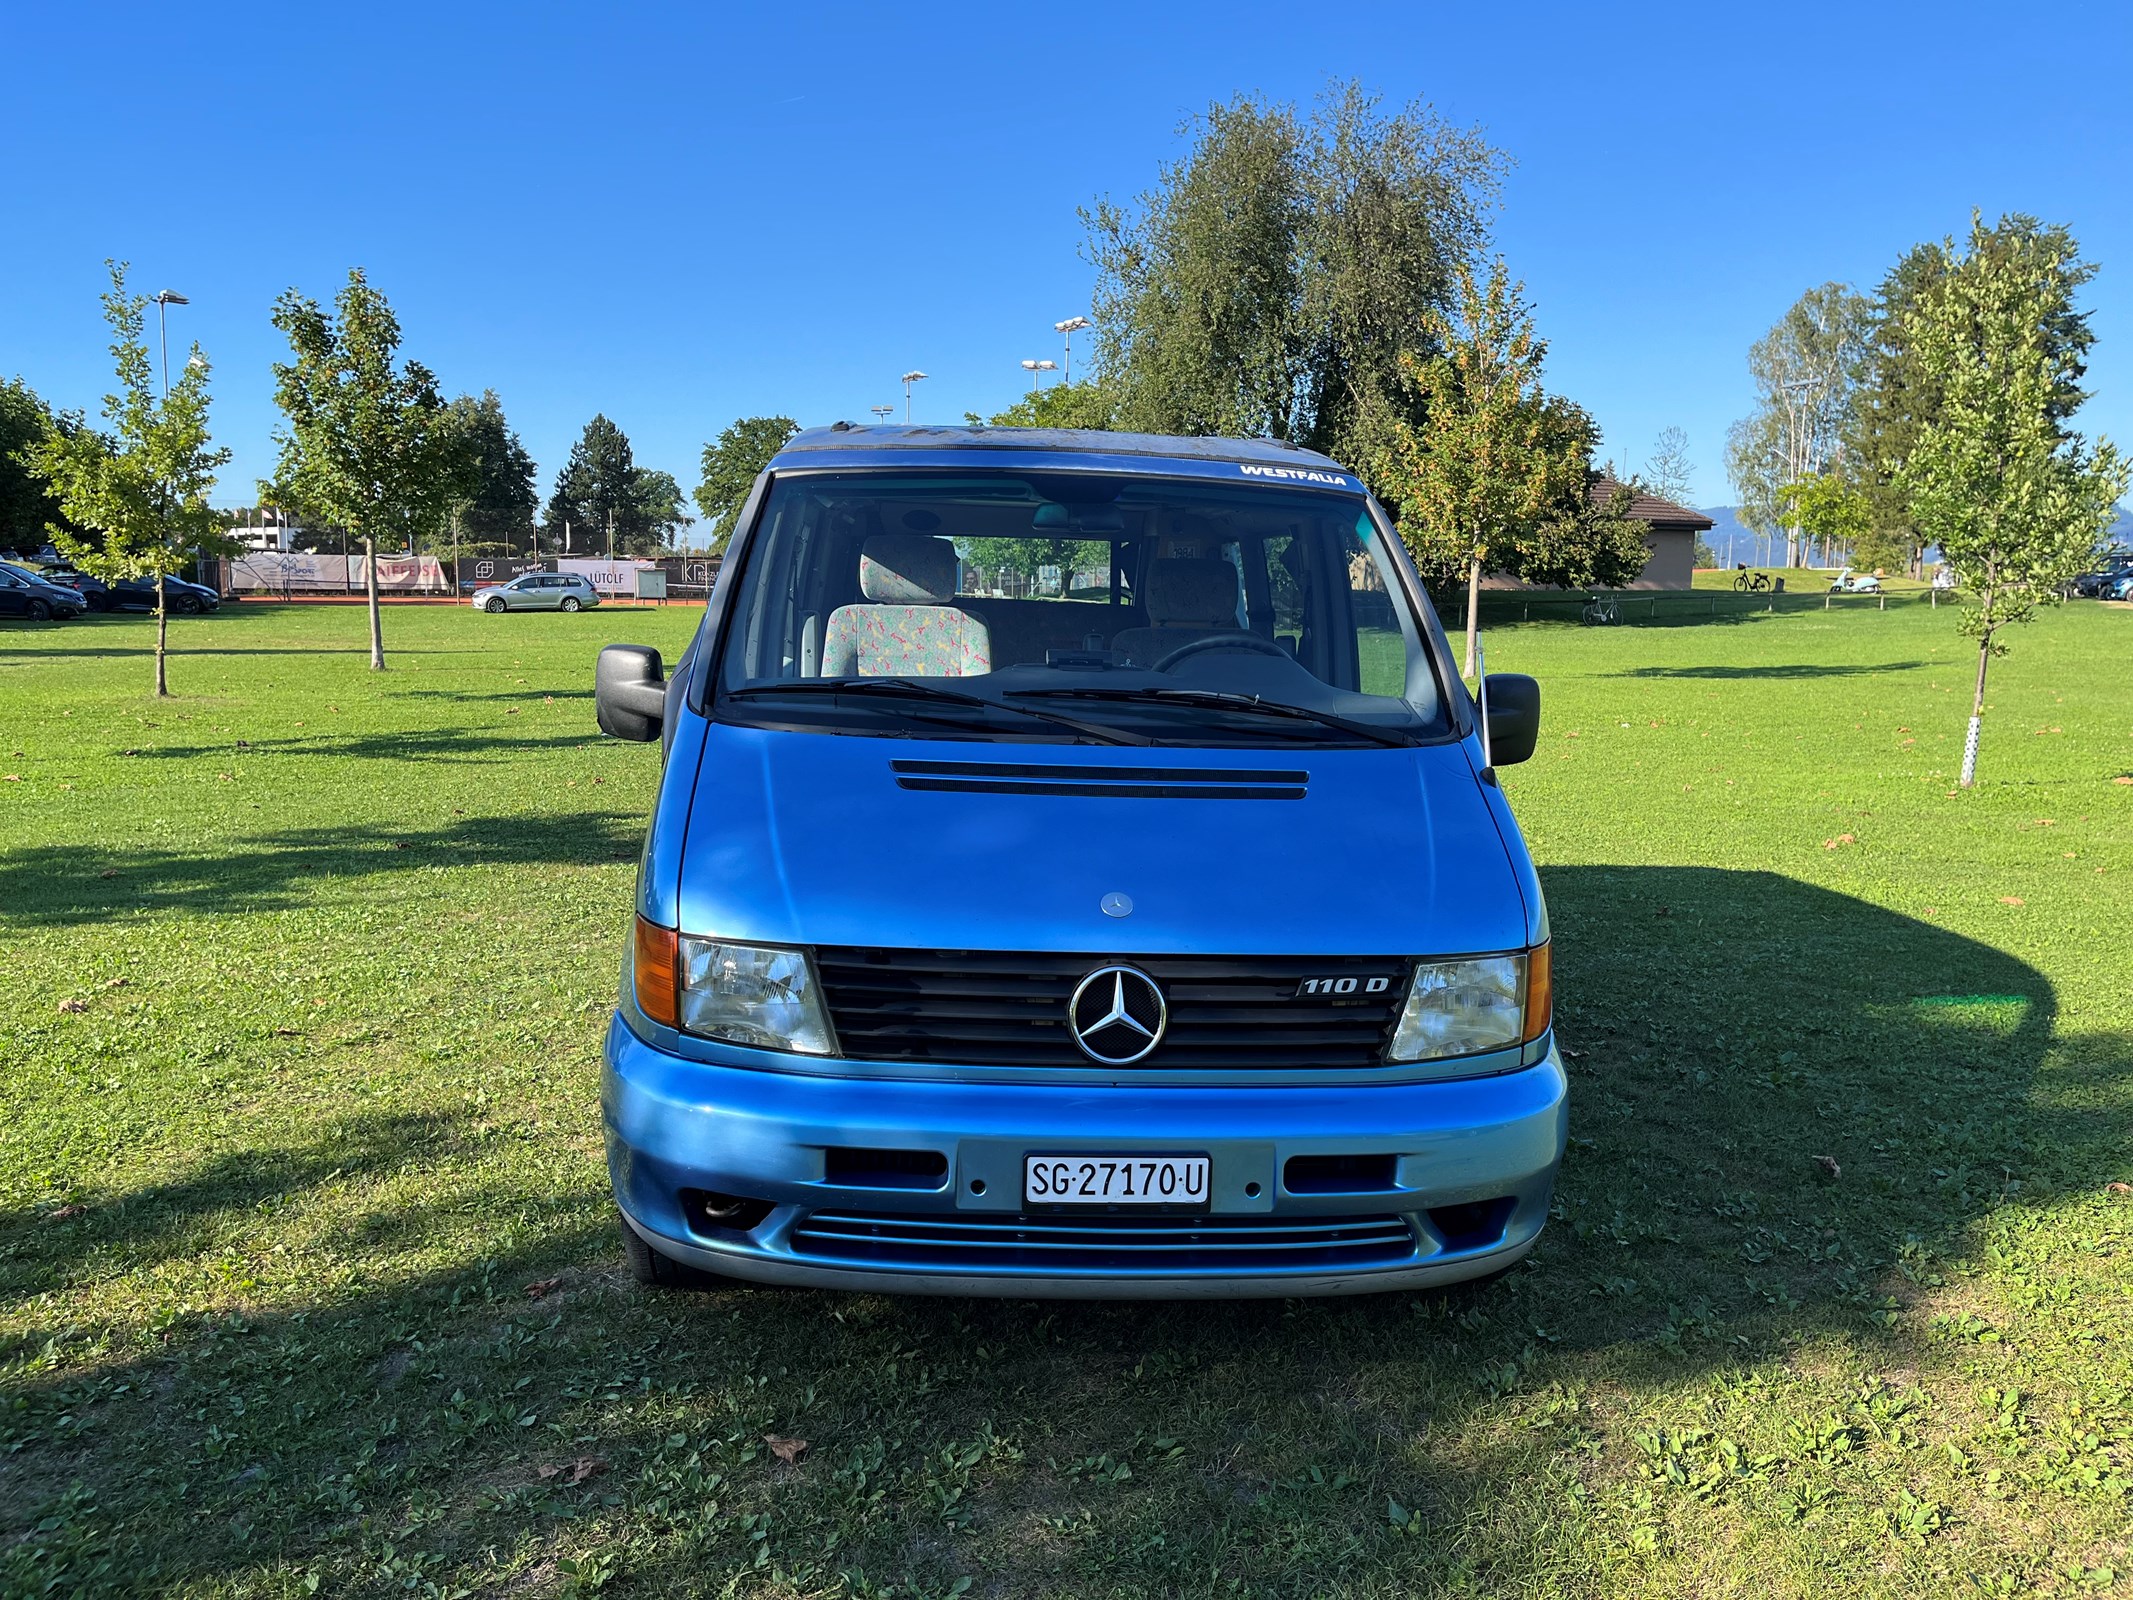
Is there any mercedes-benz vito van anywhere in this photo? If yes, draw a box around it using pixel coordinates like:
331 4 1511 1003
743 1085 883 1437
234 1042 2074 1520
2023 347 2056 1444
593 425 1563 1298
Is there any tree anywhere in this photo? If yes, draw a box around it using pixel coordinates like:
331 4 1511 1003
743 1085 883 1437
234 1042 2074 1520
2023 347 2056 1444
1642 426 1695 506
29 262 234 695
632 469 692 552
694 416 798 549
441 390 538 555
977 381 1117 432
1365 258 1587 675
0 378 83 555
1725 283 1872 564
1505 469 1653 594
1895 214 2129 787
546 415 685 555
268 269 457 670
1778 473 1873 570
1849 217 2099 577
1084 80 1502 469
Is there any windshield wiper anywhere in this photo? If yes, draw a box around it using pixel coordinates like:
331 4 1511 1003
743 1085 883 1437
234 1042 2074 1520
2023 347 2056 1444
1005 686 1416 748
726 678 1151 746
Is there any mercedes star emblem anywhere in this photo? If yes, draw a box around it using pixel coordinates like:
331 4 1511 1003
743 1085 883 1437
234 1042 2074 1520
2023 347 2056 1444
1067 965 1168 1065
1100 891 1133 918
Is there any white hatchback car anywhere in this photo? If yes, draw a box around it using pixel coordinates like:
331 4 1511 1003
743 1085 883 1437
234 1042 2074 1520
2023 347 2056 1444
471 572 603 613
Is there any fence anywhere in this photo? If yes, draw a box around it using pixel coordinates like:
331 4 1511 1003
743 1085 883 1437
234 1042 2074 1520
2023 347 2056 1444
1455 585 1960 628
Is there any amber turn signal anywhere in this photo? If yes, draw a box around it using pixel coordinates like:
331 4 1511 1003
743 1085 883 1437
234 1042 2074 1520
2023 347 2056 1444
1522 941 1553 1043
634 915 680 1028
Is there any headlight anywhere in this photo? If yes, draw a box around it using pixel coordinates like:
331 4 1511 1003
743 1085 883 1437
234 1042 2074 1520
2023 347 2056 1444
1387 945 1551 1063
632 917 836 1055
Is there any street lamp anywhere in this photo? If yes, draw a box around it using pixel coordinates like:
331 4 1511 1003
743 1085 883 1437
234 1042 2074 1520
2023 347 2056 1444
1019 358 1058 382
869 405 894 423
1053 316 1092 384
152 290 190 396
900 370 928 423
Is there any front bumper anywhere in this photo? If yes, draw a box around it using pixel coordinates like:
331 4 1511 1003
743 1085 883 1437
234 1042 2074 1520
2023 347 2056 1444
603 1016 1568 1298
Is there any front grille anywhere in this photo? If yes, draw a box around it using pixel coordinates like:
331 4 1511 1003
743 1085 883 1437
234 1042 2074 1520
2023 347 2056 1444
790 1210 1418 1273
812 949 1408 1069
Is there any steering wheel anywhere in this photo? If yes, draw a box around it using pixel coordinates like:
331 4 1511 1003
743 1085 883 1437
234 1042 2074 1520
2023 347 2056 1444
1152 632 1290 673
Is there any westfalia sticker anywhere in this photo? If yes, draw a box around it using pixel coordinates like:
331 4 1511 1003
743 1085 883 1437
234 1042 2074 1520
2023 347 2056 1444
1237 463 1353 488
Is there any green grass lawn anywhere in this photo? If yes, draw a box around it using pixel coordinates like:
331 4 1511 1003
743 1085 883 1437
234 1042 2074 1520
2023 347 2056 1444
3 597 2130 1599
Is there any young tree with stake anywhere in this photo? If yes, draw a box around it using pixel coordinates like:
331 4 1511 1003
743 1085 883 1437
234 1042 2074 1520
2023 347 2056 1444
30 261 233 697
268 269 455 670
1897 216 2127 787
1368 257 1587 677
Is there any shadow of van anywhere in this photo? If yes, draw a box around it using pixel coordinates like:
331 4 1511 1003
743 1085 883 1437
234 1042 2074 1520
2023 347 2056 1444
1 868 2107 1596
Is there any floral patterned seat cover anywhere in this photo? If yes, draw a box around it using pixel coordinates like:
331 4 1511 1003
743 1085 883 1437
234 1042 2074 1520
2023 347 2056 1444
822 535 993 678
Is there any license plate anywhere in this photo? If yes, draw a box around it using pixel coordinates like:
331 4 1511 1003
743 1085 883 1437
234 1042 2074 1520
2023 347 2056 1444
1024 1154 1210 1208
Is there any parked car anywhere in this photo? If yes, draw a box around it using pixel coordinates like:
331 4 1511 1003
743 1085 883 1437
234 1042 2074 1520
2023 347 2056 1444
1828 568 1882 594
592 424 1561 1299
470 571 602 612
2109 571 2133 601
98 573 223 613
2074 562 2133 598
0 561 87 621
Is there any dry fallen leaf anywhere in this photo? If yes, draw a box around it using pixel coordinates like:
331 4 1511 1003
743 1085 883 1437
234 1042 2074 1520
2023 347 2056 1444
2105 1182 2133 1196
2114 775 2133 786
57 998 88 1014
524 1277 563 1299
2 774 20 783
764 1435 809 1465
1999 896 2024 906
46 1204 87 1222
97 869 117 879
272 1027 302 1038
103 977 127 989
1813 1154 1842 1179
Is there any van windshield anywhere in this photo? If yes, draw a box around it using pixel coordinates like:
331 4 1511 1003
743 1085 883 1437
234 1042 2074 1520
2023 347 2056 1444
713 469 1450 748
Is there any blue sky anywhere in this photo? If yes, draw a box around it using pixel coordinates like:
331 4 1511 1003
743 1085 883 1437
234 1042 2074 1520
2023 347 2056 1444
5 1 2128 514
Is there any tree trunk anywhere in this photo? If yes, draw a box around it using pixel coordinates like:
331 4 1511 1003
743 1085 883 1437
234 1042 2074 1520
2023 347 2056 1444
153 574 170 697
1463 548 1484 680
364 535 386 671
1960 631 1991 788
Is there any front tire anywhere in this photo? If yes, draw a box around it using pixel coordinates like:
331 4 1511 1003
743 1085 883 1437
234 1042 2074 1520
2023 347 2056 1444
176 594 203 615
618 1211 724 1290
484 596 506 614
27 599 50 621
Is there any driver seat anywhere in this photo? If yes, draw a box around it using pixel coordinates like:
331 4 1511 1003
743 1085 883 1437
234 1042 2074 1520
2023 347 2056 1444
1112 558 1244 667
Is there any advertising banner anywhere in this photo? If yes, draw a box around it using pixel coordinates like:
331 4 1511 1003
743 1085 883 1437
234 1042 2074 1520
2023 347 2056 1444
559 557 653 595
359 555 449 592
228 552 352 592
457 556 547 589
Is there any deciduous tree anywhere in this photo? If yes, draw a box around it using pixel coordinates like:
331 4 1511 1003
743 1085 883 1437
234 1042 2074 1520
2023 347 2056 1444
268 269 456 670
0 378 83 554
694 416 798 549
1848 217 2098 576
1366 258 1588 675
1642 426 1695 507
30 262 233 696
1725 283 1871 565
1084 81 1502 469
1895 214 2128 786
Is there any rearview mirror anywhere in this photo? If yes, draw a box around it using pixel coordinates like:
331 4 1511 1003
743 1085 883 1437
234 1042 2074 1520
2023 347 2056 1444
596 645 667 741
1481 673 1540 766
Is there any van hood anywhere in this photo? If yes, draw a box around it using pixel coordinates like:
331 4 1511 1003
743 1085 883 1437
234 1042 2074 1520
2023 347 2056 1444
670 725 1527 958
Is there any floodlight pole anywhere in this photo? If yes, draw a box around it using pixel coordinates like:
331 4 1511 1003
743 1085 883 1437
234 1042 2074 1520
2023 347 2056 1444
152 290 190 397
1054 316 1093 384
901 370 928 423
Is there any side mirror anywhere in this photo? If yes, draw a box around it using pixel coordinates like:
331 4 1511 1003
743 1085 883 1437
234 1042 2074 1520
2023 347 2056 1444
596 644 668 741
1481 673 1540 766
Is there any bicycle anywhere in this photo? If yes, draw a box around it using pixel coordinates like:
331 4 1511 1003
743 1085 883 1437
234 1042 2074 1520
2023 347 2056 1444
1580 594 1620 626
1732 567 1773 594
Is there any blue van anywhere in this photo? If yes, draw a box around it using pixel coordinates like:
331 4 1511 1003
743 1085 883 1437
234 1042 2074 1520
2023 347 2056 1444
593 426 1563 1298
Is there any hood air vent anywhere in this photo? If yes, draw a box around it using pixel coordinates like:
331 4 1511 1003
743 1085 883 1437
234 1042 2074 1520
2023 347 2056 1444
890 759 1307 800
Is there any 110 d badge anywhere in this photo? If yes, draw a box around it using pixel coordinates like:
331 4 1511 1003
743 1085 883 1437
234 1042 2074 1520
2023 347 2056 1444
1294 975 1397 997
